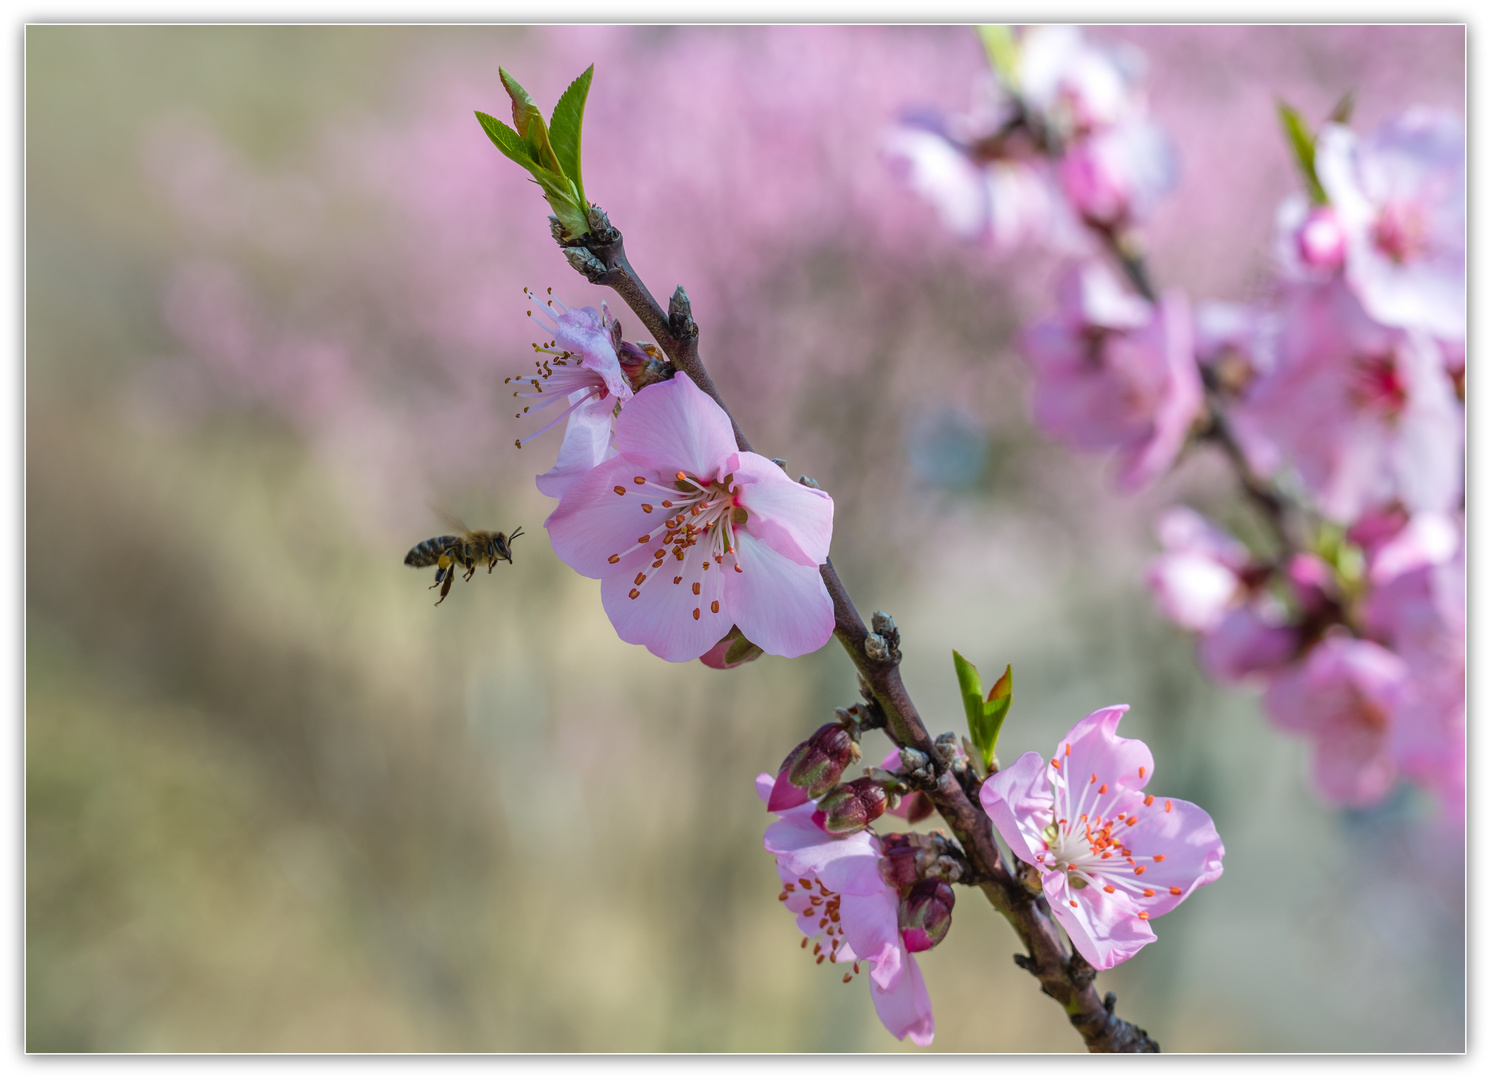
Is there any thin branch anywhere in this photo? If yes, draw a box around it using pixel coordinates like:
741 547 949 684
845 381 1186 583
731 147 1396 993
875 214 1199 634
562 215 1160 1054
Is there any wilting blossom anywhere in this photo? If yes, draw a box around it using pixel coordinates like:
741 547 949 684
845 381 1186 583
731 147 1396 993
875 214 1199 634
1315 109 1466 340
758 773 935 1046
1021 262 1201 491
1233 280 1462 524
546 374 835 662
512 295 633 500
1263 634 1410 808
980 706 1224 970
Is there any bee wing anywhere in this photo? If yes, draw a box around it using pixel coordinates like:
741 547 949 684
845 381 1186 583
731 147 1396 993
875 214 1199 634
435 506 473 537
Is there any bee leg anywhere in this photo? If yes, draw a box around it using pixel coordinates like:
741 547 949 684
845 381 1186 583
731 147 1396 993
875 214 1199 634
463 561 477 582
434 568 454 606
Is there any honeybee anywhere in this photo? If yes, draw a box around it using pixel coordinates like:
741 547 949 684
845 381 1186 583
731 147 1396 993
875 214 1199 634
405 511 524 606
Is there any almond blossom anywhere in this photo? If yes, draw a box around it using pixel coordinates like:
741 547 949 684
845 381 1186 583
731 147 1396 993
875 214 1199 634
510 292 633 500
757 773 935 1046
979 706 1224 970
1021 262 1201 491
546 373 835 662
1315 109 1465 340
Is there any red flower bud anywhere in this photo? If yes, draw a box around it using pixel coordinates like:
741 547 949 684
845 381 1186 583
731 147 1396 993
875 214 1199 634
812 776 889 836
899 879 955 952
773 722 860 806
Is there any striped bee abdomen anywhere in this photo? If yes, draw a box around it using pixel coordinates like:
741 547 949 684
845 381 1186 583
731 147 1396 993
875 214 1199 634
404 535 459 567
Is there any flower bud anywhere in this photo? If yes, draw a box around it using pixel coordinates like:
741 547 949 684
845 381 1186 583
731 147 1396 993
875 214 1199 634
878 832 931 891
699 624 764 670
1294 205 1346 270
899 879 955 952
812 777 889 836
768 722 861 811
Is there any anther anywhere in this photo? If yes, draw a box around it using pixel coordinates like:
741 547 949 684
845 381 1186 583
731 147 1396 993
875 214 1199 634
1134 866 1145 875
1138 912 1150 920
778 891 788 901
1098 784 1107 794
812 941 821 953
711 601 720 613
673 576 683 584
628 589 640 600
1051 759 1061 769
1154 854 1166 861
634 572 647 586
692 582 701 595
816 955 825 965
1165 801 1172 813
1070 900 1079 908
800 879 812 889
1144 795 1154 806
633 476 646 485
1138 766 1145 778
614 486 627 496
638 535 651 544
642 505 654 513
692 608 701 620
842 973 852 983
1103 885 1115 893
801 937 809 949
1091 773 1097 784
1143 888 1154 897
1169 886 1183 895
676 471 687 481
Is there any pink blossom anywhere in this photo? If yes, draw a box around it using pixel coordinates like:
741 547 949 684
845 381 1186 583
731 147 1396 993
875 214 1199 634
1058 121 1176 229
1233 280 1462 523
1017 26 1147 139
511 295 633 500
1263 635 1410 808
1363 519 1464 820
1021 262 1201 491
882 97 1077 254
546 374 835 662
757 773 935 1046
979 706 1224 970
1315 109 1465 339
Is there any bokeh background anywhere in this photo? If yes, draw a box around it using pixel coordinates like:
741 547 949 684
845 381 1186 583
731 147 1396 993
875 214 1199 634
25 25 1464 1052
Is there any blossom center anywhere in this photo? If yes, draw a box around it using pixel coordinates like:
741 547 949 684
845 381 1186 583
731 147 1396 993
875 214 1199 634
1034 752 1172 914
606 471 749 604
1349 351 1408 420
1370 202 1430 264
779 875 860 980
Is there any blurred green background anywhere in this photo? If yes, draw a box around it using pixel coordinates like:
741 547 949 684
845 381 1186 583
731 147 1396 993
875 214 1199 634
26 25 1463 1052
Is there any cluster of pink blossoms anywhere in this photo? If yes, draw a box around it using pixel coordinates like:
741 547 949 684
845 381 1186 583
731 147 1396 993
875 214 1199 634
758 703 1223 1043
891 27 1464 820
519 294 836 663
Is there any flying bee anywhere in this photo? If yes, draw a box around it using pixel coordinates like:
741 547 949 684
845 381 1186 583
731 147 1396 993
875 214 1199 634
404 511 524 606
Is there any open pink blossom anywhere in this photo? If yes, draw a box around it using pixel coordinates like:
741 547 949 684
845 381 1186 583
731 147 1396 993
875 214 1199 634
1363 519 1464 821
1232 280 1462 523
511 294 633 500
546 374 835 662
980 706 1224 970
1058 120 1176 229
1315 109 1465 340
1022 262 1201 491
882 96 1078 255
1017 25 1146 139
757 773 935 1046
1263 634 1410 808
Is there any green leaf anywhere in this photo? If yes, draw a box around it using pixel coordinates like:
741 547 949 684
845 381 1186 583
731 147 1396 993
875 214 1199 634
1277 100 1329 205
953 649 985 731
1327 89 1356 126
474 110 537 169
982 664 1013 758
977 25 1021 89
500 67 562 175
549 65 593 208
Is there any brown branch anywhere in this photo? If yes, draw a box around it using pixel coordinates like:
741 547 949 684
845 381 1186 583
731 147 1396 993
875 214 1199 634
562 213 1159 1053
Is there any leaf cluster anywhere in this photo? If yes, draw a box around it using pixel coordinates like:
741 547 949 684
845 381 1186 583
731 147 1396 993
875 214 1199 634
476 66 595 240
952 652 1012 773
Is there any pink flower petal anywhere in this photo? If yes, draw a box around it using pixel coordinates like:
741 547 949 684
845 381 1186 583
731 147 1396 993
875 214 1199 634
546 458 660 578
535 394 617 500
870 955 935 1046
723 532 835 659
729 452 835 567
1042 868 1156 970
838 890 903 992
1058 705 1154 794
978 751 1050 866
613 374 739 480
600 545 732 662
